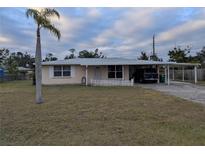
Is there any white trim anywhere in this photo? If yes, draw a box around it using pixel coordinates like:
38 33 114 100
157 65 160 84
85 65 88 86
167 65 170 85
71 66 75 77
172 67 174 80
182 67 185 81
122 65 125 80
90 79 133 86
49 66 54 78
164 67 167 84
194 66 197 83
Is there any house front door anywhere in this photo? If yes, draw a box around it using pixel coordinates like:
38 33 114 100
94 66 101 79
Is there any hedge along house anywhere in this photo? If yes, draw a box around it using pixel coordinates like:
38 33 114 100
41 58 200 86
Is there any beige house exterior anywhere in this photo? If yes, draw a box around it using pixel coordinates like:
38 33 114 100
42 65 130 85
41 58 200 86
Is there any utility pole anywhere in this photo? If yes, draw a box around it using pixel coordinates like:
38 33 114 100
153 34 155 56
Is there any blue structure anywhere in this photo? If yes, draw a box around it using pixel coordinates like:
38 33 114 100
0 68 4 78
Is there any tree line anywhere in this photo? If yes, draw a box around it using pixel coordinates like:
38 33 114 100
0 47 105 73
0 48 35 74
43 48 105 61
138 46 205 67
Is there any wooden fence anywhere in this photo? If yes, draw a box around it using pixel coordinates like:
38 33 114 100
90 79 134 86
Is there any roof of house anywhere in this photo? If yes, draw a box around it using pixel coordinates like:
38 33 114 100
17 67 33 72
41 58 200 66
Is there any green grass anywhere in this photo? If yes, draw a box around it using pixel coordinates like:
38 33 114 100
0 80 205 145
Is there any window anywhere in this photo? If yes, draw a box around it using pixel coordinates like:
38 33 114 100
108 65 123 79
63 66 71 76
116 65 122 78
54 66 62 77
108 66 115 78
54 66 71 77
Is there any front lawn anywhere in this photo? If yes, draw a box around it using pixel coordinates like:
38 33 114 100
0 81 205 145
198 81 205 86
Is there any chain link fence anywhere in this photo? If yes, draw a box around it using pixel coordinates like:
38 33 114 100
0 73 33 82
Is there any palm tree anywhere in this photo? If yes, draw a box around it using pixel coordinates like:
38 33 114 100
26 8 61 103
138 52 149 60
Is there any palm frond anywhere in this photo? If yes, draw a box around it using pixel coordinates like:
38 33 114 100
26 8 61 40
26 9 39 21
41 8 60 19
42 24 61 40
39 17 51 27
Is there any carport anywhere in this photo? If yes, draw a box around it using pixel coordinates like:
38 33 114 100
158 63 200 85
128 62 200 85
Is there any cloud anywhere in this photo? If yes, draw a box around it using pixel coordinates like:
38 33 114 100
78 8 205 60
91 8 155 46
49 14 85 41
87 8 101 18
0 36 11 43
157 19 205 43
91 8 176 45
0 7 205 60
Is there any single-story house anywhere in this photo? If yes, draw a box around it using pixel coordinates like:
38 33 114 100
41 58 200 86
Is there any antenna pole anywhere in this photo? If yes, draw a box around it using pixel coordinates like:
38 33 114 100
153 34 155 56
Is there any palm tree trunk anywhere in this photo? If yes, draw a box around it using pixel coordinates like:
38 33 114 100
35 27 43 103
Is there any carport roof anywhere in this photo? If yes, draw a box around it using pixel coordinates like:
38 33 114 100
41 58 200 66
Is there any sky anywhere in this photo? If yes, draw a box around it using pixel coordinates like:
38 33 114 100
0 7 205 61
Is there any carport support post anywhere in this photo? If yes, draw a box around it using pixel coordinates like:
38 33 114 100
164 66 167 84
194 66 197 84
172 67 174 80
182 67 185 81
86 65 88 86
167 65 170 85
122 65 125 80
157 65 160 84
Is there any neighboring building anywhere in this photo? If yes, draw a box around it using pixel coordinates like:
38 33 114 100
41 58 200 86
17 67 33 80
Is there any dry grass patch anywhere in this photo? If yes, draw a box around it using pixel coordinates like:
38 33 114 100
197 81 205 86
0 81 205 145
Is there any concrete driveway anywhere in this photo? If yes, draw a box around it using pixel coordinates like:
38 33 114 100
139 81 205 104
